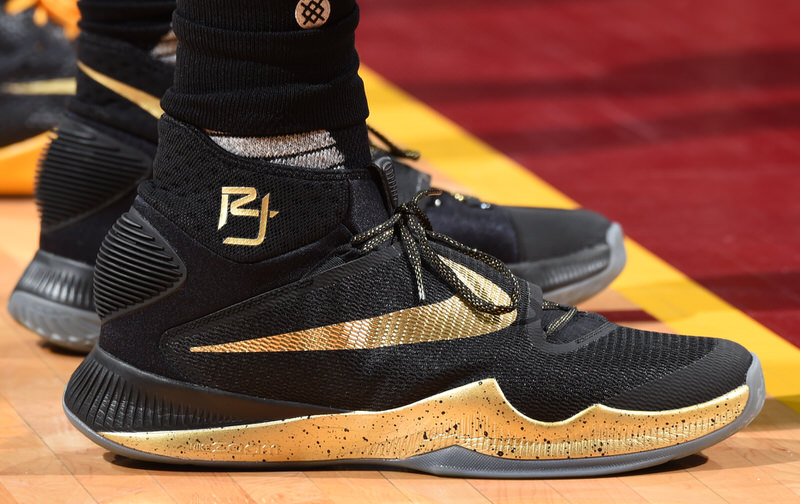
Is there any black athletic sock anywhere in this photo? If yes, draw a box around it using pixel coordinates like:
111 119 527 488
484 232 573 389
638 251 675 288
78 0 175 51
69 0 175 142
161 0 370 170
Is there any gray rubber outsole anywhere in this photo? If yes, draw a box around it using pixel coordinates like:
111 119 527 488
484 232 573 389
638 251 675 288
8 290 98 352
9 250 99 352
536 222 627 306
63 353 765 478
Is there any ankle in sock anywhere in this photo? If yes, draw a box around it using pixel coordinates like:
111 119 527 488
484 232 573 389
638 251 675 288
140 116 387 263
209 123 369 170
162 0 370 170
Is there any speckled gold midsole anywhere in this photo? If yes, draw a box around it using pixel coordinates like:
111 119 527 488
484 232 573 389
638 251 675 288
99 379 749 462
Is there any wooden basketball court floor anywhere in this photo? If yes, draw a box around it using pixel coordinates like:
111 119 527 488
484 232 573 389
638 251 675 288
0 67 797 503
2 0 800 500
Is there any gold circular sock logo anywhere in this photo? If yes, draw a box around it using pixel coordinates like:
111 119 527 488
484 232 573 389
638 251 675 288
295 0 330 29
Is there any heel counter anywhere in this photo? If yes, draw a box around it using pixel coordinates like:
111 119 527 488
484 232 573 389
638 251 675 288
35 115 152 233
94 209 186 322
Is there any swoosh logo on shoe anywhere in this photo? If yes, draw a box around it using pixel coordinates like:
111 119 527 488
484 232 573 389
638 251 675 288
190 258 517 353
77 61 163 118
1 77 76 95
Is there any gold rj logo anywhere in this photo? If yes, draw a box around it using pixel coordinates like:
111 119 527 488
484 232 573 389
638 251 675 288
217 187 279 246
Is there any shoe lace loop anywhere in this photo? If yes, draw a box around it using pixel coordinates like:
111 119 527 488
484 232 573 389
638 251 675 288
351 188 519 315
541 300 579 335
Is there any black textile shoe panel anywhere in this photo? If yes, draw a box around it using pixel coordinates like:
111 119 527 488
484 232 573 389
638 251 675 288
7 112 156 351
62 118 765 477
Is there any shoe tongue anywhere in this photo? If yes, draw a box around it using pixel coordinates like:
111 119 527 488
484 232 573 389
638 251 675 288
527 280 544 306
329 151 391 237
525 281 545 321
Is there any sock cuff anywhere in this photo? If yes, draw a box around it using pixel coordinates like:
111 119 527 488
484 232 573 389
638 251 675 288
176 0 355 32
162 2 368 137
170 6 359 63
162 78 369 137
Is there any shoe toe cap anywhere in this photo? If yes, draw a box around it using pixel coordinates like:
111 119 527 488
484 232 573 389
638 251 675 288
507 207 612 261
604 336 753 412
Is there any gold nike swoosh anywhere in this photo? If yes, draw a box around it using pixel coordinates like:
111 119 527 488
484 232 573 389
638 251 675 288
77 61 163 118
1 77 76 95
190 258 516 353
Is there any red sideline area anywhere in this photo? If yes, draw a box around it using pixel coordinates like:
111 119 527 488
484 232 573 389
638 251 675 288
358 0 800 347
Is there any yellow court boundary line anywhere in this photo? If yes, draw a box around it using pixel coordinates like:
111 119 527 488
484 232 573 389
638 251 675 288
361 67 800 413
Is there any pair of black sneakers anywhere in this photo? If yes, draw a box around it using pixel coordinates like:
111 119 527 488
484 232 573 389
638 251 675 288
4 11 763 478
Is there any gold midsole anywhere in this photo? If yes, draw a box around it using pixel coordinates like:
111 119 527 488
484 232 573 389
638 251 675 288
99 379 749 462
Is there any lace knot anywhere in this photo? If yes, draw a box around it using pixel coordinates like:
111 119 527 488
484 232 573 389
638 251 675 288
352 189 519 315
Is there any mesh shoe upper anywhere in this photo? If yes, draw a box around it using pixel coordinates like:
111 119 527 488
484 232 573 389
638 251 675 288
506 206 610 261
149 235 751 422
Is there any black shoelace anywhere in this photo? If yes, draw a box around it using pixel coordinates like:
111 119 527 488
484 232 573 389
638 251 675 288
351 189 519 315
367 124 421 161
368 125 493 210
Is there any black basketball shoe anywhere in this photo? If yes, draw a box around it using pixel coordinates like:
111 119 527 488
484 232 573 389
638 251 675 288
62 116 764 477
0 0 77 194
384 148 626 305
7 30 173 350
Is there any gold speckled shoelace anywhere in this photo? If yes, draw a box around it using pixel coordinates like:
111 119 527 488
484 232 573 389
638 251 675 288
541 300 579 335
363 130 579 333
351 189 519 315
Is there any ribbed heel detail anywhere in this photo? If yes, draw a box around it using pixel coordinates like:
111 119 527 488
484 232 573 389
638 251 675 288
35 115 151 231
64 347 339 432
64 349 240 432
94 209 186 320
